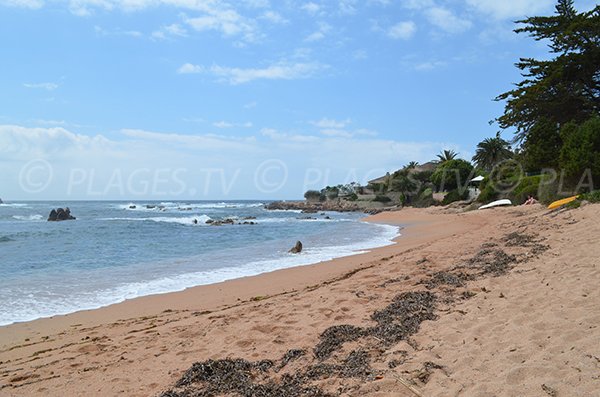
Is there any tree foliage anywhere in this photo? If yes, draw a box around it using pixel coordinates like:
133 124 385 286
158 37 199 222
430 159 474 191
559 117 600 183
472 132 513 171
436 149 458 163
496 0 600 144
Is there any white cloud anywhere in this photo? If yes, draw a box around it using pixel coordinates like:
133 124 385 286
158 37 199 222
1 124 463 199
426 7 472 33
301 2 321 15
180 61 327 84
338 0 356 15
400 0 434 10
0 124 111 159
177 63 204 74
465 0 555 19
213 121 253 128
23 82 59 90
305 22 331 42
152 23 187 40
260 10 287 24
414 60 447 71
1 0 43 8
184 7 258 42
387 21 416 40
311 118 351 129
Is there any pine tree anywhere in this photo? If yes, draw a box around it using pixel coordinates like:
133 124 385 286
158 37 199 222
496 1 600 144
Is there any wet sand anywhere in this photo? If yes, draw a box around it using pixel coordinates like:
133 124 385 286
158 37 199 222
1 204 599 396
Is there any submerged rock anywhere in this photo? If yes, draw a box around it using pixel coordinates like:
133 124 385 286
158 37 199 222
48 207 76 221
289 241 303 254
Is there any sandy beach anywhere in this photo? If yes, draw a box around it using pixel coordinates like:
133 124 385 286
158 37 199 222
1 204 599 396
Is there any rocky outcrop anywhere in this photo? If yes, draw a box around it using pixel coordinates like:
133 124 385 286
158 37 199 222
206 218 257 226
48 207 76 221
266 199 399 214
289 241 303 254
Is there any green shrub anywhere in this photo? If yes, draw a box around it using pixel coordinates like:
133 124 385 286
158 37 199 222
477 184 498 203
347 192 358 201
304 190 323 202
442 189 469 205
508 175 543 204
373 195 392 203
559 117 600 185
580 190 600 203
431 159 475 191
413 187 435 208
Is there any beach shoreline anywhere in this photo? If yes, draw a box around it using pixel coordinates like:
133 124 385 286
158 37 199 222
2 204 599 396
0 210 419 345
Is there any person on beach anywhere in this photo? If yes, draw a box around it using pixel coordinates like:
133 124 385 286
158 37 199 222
524 196 537 205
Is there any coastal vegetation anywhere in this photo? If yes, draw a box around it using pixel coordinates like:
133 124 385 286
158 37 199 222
302 0 599 208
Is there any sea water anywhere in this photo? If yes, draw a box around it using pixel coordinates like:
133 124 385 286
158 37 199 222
0 201 399 325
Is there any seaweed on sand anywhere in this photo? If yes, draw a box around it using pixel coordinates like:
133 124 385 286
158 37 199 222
467 248 517 276
313 325 366 360
313 291 437 360
421 271 472 290
369 291 437 346
163 357 331 397
162 292 437 397
275 349 306 372
503 232 549 256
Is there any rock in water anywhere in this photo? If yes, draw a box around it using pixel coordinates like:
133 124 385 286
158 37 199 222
47 209 58 221
48 207 76 221
289 241 303 254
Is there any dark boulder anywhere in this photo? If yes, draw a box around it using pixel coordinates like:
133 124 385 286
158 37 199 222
48 207 76 221
289 241 303 254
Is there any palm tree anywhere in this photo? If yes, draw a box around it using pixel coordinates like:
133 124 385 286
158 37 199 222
404 161 419 170
436 149 458 163
472 132 513 171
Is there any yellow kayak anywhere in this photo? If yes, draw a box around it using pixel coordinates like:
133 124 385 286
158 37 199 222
547 195 579 210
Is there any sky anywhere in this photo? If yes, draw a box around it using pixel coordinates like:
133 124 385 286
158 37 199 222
0 0 596 200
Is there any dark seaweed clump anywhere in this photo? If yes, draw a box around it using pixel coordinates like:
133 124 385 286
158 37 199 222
422 271 471 290
313 291 437 360
275 349 306 372
163 357 331 397
503 232 549 256
467 248 517 276
162 292 436 397
369 291 437 346
313 325 366 360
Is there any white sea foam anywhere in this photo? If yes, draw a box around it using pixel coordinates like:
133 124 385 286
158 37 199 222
0 222 400 326
0 203 30 208
117 202 264 211
12 214 44 221
101 215 212 225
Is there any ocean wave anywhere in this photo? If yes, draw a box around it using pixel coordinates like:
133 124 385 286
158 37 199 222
0 203 30 208
0 216 399 326
258 217 352 223
12 214 44 221
0 236 14 243
101 215 212 225
117 202 264 212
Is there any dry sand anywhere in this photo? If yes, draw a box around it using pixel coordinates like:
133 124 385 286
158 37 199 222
1 204 599 396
